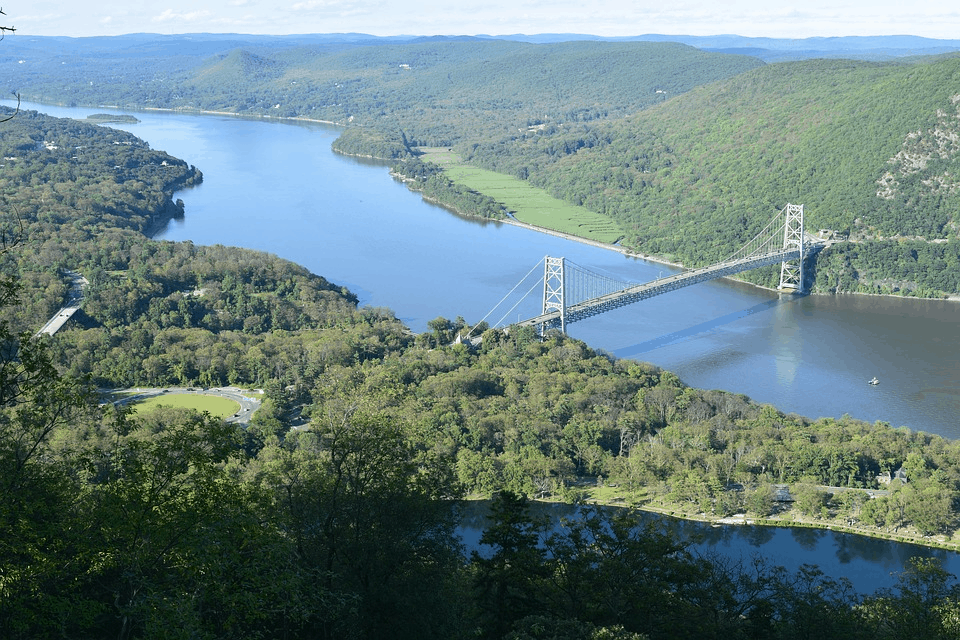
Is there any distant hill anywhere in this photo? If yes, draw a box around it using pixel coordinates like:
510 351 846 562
7 32 960 296
486 34 960 61
5 36 765 145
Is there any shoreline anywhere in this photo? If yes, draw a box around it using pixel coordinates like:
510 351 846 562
526 494 960 553
627 500 960 553
499 216 686 269
26 98 960 303
52 99 960 304
31 99 960 552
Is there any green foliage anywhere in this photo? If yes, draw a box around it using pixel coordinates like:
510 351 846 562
332 127 413 159
464 55 960 294
745 483 776 517
7 38 960 639
859 557 960 639
10 38 764 148
12 36 960 294
395 157 507 219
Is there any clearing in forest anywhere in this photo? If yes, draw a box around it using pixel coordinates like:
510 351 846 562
131 394 241 419
419 148 625 244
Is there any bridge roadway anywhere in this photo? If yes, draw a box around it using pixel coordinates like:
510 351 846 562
516 247 802 330
35 270 88 338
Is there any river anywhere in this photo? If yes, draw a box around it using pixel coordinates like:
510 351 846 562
459 501 960 596
22 102 960 437
17 101 960 591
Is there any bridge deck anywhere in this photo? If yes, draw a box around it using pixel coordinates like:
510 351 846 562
516 248 800 329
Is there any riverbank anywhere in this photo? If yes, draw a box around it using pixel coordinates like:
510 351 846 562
575 490 960 553
31 98 960 304
500 215 686 270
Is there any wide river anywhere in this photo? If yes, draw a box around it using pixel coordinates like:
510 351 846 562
21 102 960 591
69 104 957 440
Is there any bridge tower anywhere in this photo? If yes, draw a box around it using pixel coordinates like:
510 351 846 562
542 256 565 334
778 203 804 292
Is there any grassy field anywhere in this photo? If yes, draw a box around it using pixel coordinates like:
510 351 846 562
419 148 625 243
131 394 241 419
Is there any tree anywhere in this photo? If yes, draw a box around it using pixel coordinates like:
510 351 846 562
79 407 246 639
769 564 863 640
0 9 13 38
0 134 101 635
861 557 960 639
792 483 830 519
745 483 775 517
251 409 464 639
0 9 17 124
471 491 551 639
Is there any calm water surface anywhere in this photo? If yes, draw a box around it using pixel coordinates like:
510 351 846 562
21 101 960 591
460 502 960 595
24 102 960 438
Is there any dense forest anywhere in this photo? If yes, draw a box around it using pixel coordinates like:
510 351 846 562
2 98 960 637
10 34 960 296
6 37 764 146
461 56 960 294
3 31 960 637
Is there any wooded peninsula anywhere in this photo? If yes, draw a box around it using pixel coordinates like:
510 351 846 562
3 34 960 639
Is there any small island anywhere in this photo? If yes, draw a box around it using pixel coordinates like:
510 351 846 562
84 113 140 124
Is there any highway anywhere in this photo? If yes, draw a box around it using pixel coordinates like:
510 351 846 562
35 270 88 338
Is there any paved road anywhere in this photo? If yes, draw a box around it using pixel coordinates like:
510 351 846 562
108 386 263 424
35 270 88 337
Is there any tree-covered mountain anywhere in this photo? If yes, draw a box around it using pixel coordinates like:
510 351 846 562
10 33 960 296
463 54 960 294
7 36 765 146
4 59 960 639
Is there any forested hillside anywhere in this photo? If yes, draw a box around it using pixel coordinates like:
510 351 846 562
0 108 373 386
9 35 960 294
8 37 764 146
4 70 960 638
462 55 960 295
0 107 202 330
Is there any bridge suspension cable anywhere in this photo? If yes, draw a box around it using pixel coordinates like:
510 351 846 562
562 260 636 306
496 203 812 334
722 205 790 263
463 257 545 339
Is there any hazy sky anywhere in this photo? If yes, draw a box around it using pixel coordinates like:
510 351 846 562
11 1 960 39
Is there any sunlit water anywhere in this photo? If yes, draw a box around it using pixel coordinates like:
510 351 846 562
20 100 960 591
21 102 960 438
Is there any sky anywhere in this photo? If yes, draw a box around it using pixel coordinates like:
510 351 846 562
9 1 960 40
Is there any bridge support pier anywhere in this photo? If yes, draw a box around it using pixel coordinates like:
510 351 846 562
542 256 565 334
778 203 804 292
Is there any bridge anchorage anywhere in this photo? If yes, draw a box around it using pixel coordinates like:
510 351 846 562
510 203 813 335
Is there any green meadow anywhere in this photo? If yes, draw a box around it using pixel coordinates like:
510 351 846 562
420 149 624 243
131 393 241 419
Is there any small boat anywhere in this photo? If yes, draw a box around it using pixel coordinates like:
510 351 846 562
868 377 879 385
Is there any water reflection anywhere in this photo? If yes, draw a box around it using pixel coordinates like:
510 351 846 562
458 501 960 595
615 296 787 358
771 294 802 386
789 526 827 551
741 525 779 548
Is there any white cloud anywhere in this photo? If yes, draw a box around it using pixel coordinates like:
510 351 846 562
151 9 215 25
291 0 345 10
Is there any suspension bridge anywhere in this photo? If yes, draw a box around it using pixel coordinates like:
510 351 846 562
484 203 817 334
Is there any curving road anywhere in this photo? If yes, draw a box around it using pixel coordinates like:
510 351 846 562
108 386 263 424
